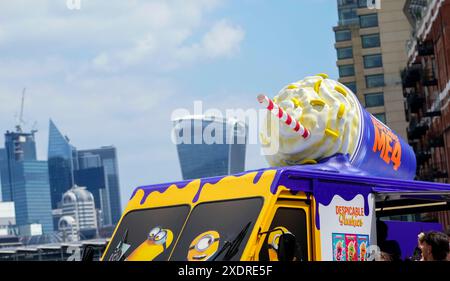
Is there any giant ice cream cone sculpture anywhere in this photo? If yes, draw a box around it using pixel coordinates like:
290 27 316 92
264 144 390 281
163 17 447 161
259 74 416 180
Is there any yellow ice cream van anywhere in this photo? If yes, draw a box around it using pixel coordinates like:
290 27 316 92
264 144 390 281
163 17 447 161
102 75 450 262
101 154 450 261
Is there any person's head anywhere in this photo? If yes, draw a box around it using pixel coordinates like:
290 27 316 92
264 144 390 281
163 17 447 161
419 231 449 261
378 251 393 261
417 232 425 246
411 246 422 261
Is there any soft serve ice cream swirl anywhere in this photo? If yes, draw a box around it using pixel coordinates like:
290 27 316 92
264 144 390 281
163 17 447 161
261 74 361 167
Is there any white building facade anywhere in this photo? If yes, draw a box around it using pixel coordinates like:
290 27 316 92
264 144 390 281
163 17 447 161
58 185 97 241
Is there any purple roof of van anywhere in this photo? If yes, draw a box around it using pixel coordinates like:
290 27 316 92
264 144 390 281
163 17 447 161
131 154 450 203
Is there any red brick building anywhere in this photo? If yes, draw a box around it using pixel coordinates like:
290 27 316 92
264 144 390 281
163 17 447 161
402 0 450 228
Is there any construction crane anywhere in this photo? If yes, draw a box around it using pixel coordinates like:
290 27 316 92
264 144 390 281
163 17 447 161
15 88 26 133
14 88 38 134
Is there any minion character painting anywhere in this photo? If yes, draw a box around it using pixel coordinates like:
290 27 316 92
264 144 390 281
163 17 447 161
267 227 291 261
102 75 450 261
126 227 174 261
187 231 220 261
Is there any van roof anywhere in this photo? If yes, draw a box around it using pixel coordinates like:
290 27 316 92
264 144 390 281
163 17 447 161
132 154 450 203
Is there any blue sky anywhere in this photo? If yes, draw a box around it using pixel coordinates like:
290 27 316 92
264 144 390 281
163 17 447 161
0 0 339 208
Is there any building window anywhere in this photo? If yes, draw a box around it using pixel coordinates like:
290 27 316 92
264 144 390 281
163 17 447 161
373 113 386 123
365 92 384 107
360 14 378 28
361 34 380 48
366 74 384 88
358 0 367 8
337 47 353 59
339 0 357 4
343 81 357 93
338 2 359 26
335 30 352 42
339 64 355 77
363 54 383 68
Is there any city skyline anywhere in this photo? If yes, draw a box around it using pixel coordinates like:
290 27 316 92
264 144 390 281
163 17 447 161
48 119 122 226
0 118 122 236
0 1 339 209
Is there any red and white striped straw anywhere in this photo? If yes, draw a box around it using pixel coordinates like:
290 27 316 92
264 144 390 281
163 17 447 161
257 94 310 139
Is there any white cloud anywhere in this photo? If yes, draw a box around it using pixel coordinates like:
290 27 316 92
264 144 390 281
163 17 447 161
0 0 248 207
202 20 245 58
176 19 245 63
0 0 244 71
90 17 245 72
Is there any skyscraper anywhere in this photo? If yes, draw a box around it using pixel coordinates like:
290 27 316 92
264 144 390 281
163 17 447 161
173 115 247 180
74 166 111 227
0 130 37 201
77 147 122 226
0 148 7 201
48 119 77 209
0 130 54 234
47 120 122 226
334 0 411 139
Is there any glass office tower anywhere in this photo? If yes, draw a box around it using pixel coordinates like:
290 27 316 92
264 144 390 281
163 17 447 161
173 115 247 180
74 166 111 227
0 149 7 201
0 130 53 234
13 161 54 234
1 130 37 201
46 120 122 227
77 147 122 226
48 119 77 209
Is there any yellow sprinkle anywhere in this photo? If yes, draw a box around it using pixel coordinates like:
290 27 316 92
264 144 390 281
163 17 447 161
273 97 278 103
259 132 270 145
337 104 345 118
325 128 339 138
314 80 322 93
335 85 347 97
291 97 301 107
301 159 317 165
316 73 329 79
287 84 298 89
310 99 326 106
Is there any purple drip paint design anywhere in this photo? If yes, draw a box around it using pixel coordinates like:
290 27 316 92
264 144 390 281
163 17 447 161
126 153 450 231
192 177 223 203
253 170 264 184
129 168 276 205
133 181 191 205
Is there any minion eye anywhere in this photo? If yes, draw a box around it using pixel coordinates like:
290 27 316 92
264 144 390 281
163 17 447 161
148 227 161 239
271 234 281 250
196 235 214 252
154 230 167 242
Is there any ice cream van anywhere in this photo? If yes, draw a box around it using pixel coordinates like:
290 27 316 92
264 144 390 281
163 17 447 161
101 154 450 261
101 75 450 261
